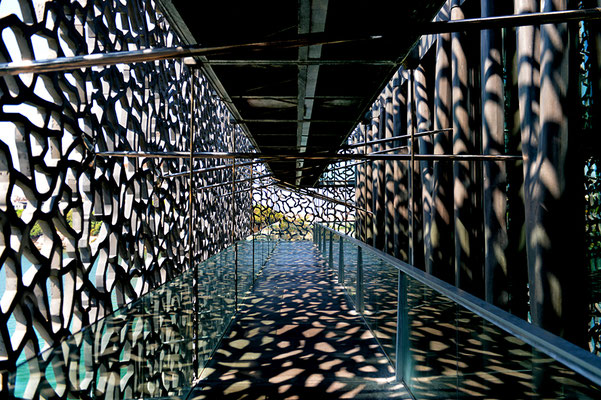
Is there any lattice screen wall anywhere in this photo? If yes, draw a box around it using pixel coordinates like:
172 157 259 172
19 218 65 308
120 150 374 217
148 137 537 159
0 0 252 378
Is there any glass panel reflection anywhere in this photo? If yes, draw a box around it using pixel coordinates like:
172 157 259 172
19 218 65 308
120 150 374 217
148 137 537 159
8 231 277 400
403 274 601 399
316 224 601 400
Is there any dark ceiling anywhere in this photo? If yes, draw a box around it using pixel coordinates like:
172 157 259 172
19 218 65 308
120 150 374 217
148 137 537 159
160 0 446 187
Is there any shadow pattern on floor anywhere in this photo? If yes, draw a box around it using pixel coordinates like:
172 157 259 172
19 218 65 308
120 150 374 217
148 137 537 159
188 241 409 399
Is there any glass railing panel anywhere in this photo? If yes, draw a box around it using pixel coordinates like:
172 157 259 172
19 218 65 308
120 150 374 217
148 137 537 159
402 275 462 398
9 269 197 400
401 274 601 399
330 234 339 273
341 237 358 302
7 224 281 400
317 224 601 400
236 239 254 299
196 250 235 370
361 251 398 365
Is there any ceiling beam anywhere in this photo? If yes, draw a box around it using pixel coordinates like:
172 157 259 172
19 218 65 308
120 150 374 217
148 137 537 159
296 0 329 185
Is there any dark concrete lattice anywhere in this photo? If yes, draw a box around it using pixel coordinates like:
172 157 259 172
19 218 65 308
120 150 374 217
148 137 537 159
0 0 252 387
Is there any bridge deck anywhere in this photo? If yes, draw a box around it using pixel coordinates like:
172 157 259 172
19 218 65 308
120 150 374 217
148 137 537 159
188 241 409 399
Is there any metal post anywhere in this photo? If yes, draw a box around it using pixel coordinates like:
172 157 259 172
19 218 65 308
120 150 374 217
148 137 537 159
373 101 385 251
394 73 409 262
354 134 363 241
415 62 433 272
482 0 509 308
188 71 199 377
431 22 454 283
338 236 345 284
395 271 409 382
231 133 238 311
452 0 480 293
234 242 238 312
365 124 373 246
251 166 255 283
357 246 364 313
528 0 587 345
384 83 395 255
408 69 422 267
503 8 529 319
329 230 334 267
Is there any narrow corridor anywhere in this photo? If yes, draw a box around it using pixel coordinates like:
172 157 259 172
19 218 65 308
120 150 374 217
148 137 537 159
188 241 409 399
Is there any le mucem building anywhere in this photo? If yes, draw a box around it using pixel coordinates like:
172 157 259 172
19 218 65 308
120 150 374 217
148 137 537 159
1 0 601 399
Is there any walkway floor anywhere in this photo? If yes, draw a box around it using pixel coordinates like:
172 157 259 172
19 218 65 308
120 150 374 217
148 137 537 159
187 241 410 399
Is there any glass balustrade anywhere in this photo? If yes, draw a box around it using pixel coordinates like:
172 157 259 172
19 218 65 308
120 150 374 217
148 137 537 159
7 229 279 400
314 223 601 400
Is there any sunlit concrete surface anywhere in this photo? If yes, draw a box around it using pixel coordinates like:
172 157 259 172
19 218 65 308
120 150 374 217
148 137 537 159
188 241 410 399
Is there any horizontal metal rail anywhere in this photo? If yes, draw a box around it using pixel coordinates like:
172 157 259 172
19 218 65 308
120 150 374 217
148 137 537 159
163 160 261 178
206 59 400 66
423 7 601 34
222 182 276 197
344 128 452 149
370 145 409 155
0 33 370 76
315 184 355 188
233 119 358 124
98 150 523 162
318 224 601 388
1 9 599 76
197 174 272 191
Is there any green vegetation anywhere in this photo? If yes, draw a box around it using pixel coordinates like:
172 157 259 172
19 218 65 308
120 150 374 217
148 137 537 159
16 209 42 238
16 208 102 238
252 204 312 240
253 204 283 226
90 219 102 236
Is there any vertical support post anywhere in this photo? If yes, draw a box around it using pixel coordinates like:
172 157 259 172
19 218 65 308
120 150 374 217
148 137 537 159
329 229 334 267
408 70 415 265
338 235 344 284
317 224 320 248
384 83 396 255
365 124 373 246
527 0 586 345
250 166 255 283
415 63 433 272
395 271 409 382
373 100 385 250
394 75 409 262
516 0 542 321
344 161 349 236
188 71 199 376
504 16 529 319
431 20 455 283
357 246 364 314
234 241 238 311
482 0 509 308
452 0 482 295
231 132 238 312
407 69 423 268
355 132 364 240
316 223 319 249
